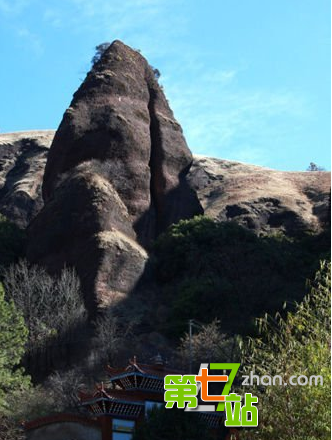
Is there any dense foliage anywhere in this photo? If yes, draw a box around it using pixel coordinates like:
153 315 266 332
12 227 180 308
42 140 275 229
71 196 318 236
240 261 331 440
0 279 84 438
0 283 30 440
0 284 29 411
154 216 330 337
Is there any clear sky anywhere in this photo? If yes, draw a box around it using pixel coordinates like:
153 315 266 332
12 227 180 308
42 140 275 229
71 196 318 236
0 0 330 170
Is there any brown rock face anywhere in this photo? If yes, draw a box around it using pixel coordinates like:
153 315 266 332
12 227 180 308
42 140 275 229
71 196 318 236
189 156 331 236
42 40 202 245
1 131 329 240
27 41 202 311
0 130 54 227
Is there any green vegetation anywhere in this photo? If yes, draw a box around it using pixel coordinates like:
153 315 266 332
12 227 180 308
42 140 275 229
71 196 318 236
0 212 329 438
240 261 331 440
0 279 84 437
154 216 330 337
0 284 29 411
0 283 30 439
306 162 325 171
91 42 111 66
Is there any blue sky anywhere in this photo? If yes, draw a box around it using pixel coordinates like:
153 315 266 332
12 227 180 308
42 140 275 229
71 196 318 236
0 0 330 170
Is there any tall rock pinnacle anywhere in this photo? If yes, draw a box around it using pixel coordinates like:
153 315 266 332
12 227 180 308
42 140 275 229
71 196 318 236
28 40 202 312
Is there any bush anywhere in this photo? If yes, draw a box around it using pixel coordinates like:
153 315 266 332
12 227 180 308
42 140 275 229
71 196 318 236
240 261 331 440
0 414 25 440
0 284 29 412
92 309 134 365
91 42 111 66
178 319 241 371
153 216 329 337
306 162 325 171
3 260 86 353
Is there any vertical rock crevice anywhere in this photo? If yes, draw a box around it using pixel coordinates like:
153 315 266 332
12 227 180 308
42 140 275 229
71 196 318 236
147 85 167 238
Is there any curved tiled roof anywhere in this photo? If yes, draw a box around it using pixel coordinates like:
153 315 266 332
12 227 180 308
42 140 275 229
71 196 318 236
80 388 164 405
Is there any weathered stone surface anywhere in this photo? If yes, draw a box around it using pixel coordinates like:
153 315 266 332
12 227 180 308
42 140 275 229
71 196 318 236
1 130 330 240
27 41 202 312
1 41 330 316
0 130 54 227
189 156 330 235
42 40 202 245
27 162 148 312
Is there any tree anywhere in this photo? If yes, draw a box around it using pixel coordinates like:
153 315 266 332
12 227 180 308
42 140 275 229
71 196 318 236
152 67 161 79
0 284 29 412
46 369 85 411
91 42 111 66
0 281 85 438
92 309 134 365
178 319 241 371
306 162 325 171
240 261 331 440
3 260 86 353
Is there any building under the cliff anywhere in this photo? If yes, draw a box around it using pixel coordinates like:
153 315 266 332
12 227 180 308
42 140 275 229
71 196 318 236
25 356 236 440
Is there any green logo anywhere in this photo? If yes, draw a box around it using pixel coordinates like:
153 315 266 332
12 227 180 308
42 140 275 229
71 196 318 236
164 363 259 427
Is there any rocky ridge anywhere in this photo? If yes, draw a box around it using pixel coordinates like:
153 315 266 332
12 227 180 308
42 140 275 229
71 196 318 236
0 132 329 239
188 156 330 236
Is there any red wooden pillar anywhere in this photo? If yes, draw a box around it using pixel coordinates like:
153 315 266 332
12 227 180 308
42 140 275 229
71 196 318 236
100 415 112 440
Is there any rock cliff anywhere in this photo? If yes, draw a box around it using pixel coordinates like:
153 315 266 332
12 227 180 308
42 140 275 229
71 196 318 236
26 40 202 312
0 133 329 240
0 130 53 227
42 41 202 246
0 42 329 316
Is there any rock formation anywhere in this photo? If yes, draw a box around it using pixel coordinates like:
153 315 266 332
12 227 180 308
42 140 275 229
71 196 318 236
0 130 54 227
42 40 202 245
26 41 202 312
0 131 329 240
0 42 330 316
188 156 330 236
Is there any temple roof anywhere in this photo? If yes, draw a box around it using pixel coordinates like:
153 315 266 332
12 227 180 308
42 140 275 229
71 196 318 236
79 387 164 405
77 357 185 417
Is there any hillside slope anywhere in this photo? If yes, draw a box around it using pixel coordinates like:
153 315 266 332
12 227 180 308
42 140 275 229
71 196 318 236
188 156 330 236
0 131 329 237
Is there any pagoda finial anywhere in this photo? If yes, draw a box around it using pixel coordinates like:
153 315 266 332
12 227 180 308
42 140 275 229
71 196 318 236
133 355 137 364
155 353 163 365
